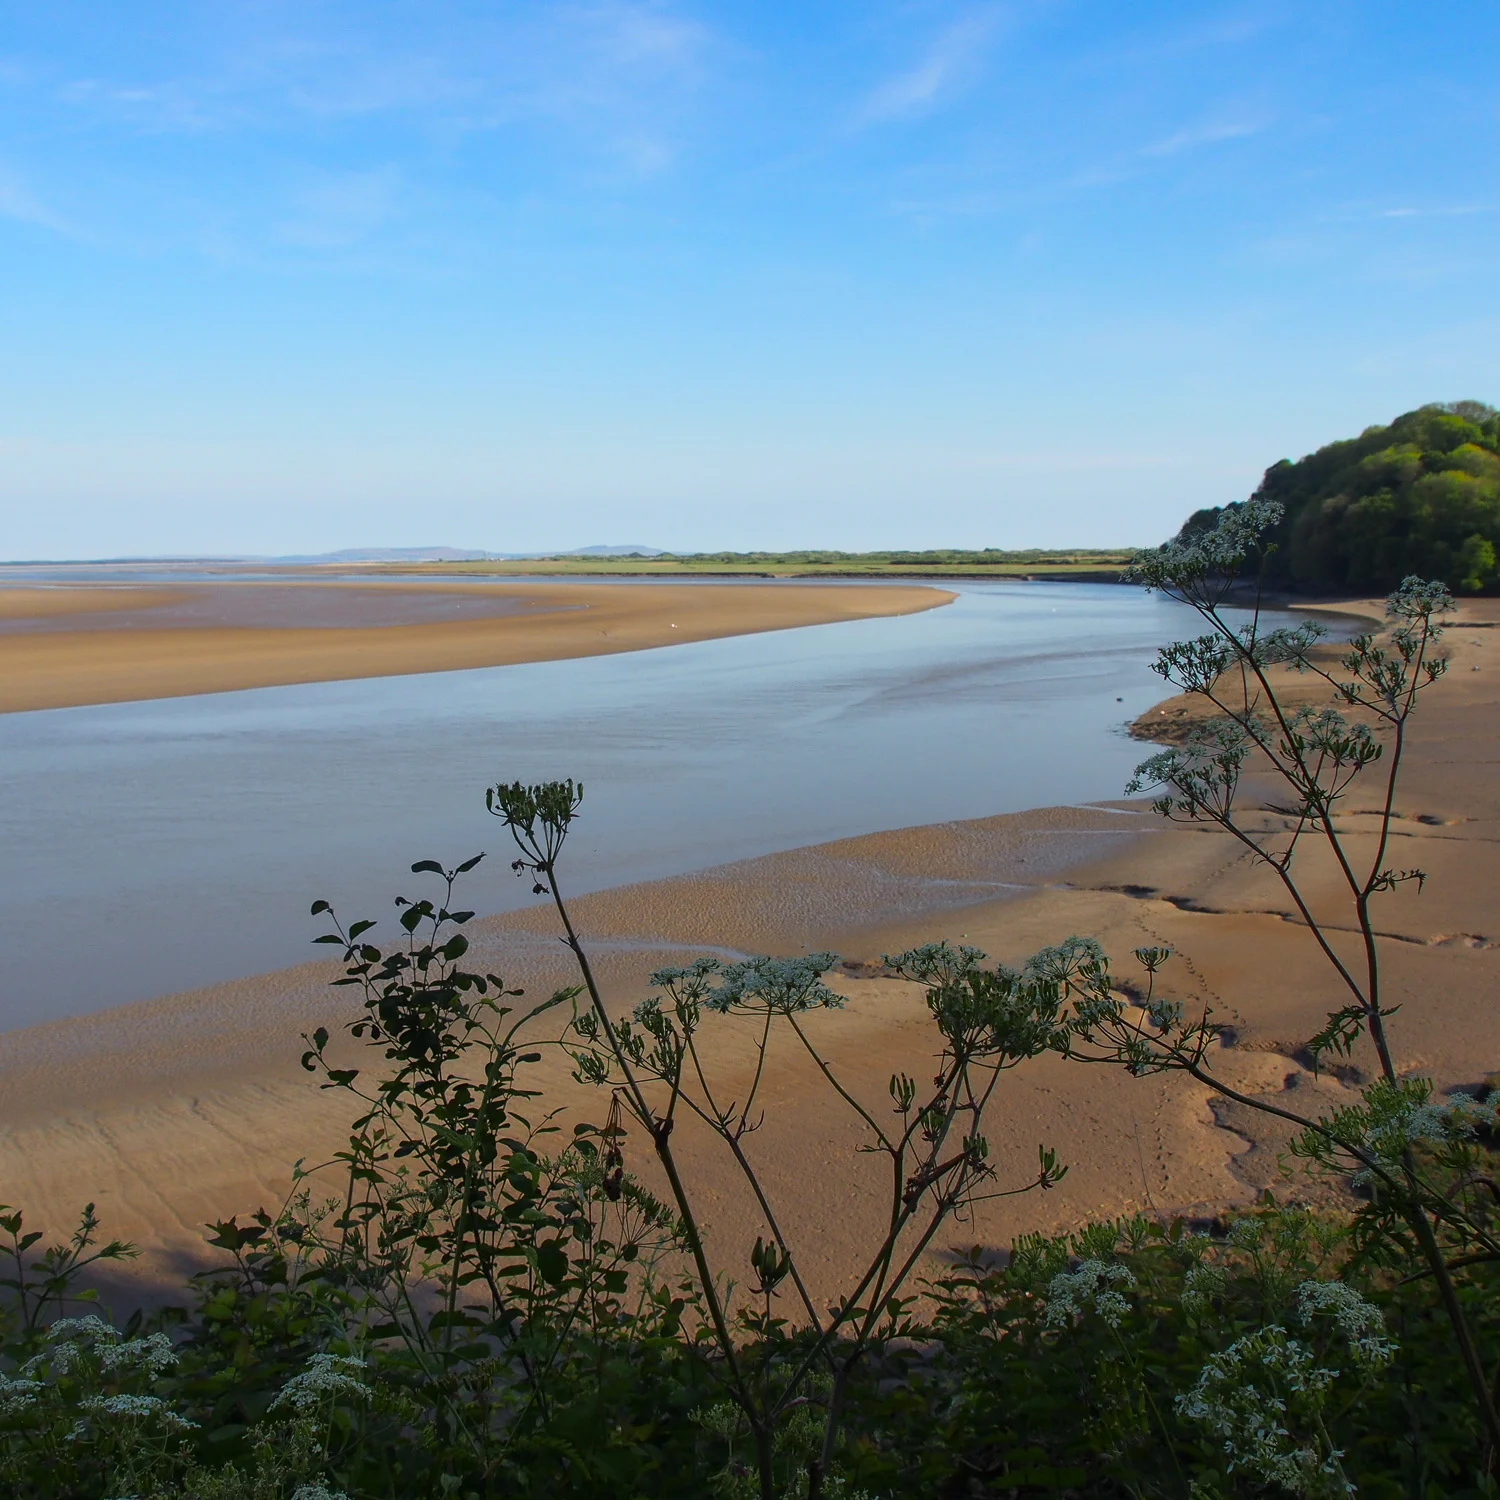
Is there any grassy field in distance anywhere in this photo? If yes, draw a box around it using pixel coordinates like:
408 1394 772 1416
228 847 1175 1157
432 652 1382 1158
369 549 1137 581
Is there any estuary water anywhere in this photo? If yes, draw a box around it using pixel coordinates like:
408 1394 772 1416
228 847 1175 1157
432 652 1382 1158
0 582 1286 1029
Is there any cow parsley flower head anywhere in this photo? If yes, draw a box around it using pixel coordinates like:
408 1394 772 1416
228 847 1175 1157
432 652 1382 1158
42 1315 116 1372
1127 498 1285 592
47 1315 117 1345
34 1317 179 1380
270 1353 370 1413
1352 1083 1483 1186
708 954 843 1014
0 1370 42 1416
1397 1092 1471 1148
1023 936 1107 988
292 1486 351 1500
646 956 721 1001
76 1393 197 1430
1296 1280 1397 1371
1146 994 1185 1030
1177 1327 1347 1497
1180 1261 1229 1315
1228 1215 1265 1250
98 1333 178 1378
1044 1259 1136 1329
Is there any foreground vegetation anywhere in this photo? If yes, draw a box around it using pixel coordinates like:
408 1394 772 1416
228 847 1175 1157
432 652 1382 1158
1177 401 1500 595
4 507 1496 1497
387 548 1134 581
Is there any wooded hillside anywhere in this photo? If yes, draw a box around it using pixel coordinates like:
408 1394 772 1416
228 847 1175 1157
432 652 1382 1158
1177 401 1500 592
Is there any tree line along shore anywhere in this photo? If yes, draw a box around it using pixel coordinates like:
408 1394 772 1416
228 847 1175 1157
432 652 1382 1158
376 549 1137 581
379 400 1500 596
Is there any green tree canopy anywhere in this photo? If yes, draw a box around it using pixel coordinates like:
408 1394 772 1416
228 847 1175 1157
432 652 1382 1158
1175 402 1500 593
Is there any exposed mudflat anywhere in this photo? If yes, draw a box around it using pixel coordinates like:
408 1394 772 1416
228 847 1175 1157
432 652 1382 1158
2 596 1495 1311
0 577 951 712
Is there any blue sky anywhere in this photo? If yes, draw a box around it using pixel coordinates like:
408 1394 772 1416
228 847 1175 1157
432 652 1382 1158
1 2 1497 558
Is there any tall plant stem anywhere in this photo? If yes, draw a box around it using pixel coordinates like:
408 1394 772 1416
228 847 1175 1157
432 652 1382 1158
541 865 762 1446
1195 599 1495 1432
681 1029 827 1331
1408 1195 1500 1456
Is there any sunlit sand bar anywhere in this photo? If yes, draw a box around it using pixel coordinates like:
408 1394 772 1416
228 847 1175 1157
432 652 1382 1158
0 577 953 713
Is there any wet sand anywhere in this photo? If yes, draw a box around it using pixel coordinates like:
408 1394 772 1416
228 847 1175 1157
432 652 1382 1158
2 598 1495 1307
0 578 952 713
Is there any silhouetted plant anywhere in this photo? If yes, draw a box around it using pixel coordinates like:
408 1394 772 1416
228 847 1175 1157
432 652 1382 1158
488 780 1073 1500
1044 500 1500 1472
0 1206 134 1343
283 855 686 1480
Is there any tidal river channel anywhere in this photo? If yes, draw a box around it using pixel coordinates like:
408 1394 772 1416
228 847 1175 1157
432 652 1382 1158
0 581 1302 1028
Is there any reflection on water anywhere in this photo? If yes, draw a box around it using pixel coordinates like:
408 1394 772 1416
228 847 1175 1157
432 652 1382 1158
0 583 1299 1029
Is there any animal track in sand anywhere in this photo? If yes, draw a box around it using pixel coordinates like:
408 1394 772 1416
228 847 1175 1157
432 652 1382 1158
1088 882 1496 951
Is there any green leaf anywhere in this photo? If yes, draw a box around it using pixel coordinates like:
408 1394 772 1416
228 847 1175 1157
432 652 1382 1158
536 1239 570 1286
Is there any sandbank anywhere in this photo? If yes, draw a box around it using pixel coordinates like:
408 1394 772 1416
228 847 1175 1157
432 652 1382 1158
0 578 952 714
1 600 1495 1307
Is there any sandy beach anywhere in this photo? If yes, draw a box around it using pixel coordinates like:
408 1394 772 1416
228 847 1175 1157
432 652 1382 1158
0 577 952 713
1 595 1495 1307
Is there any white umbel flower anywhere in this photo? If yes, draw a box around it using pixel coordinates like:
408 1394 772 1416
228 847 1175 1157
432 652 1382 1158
1043 1259 1136 1329
1296 1280 1398 1371
270 1353 370 1413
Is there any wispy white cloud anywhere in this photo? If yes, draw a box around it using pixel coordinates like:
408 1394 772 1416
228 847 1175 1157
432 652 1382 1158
883 102 1272 226
278 167 402 249
1377 203 1493 219
573 1 707 71
1081 3 1289 73
490 1 714 173
61 76 240 133
1141 115 1268 157
856 7 1007 127
1053 107 1271 197
55 1 713 155
0 165 65 231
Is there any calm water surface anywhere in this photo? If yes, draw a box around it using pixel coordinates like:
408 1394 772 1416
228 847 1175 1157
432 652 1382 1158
0 583 1290 1029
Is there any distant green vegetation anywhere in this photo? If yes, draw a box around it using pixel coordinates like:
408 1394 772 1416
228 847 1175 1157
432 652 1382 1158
1177 401 1500 594
398 548 1133 581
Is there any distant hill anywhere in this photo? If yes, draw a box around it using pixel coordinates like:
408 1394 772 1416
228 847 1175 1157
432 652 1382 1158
276 547 497 564
1174 402 1500 594
554 545 665 557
